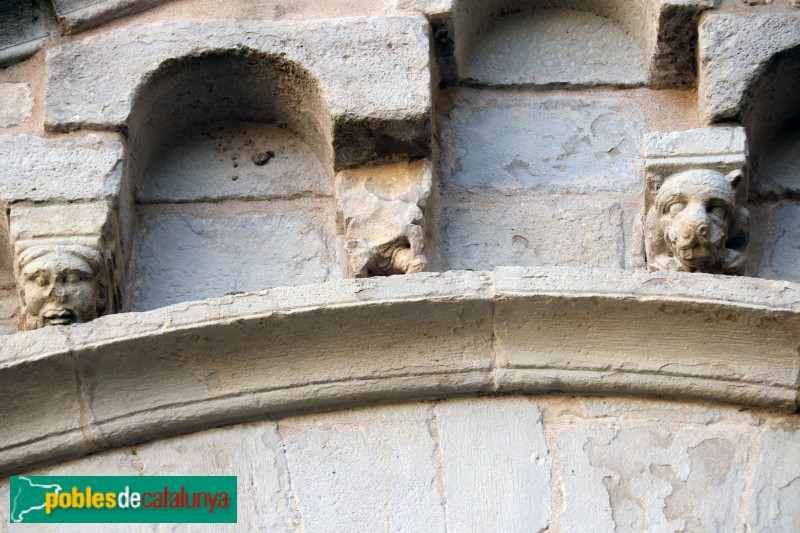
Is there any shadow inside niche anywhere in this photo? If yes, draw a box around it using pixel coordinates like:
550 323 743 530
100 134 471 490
744 46 800 283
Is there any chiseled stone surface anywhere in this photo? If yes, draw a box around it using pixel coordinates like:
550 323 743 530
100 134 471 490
435 398 550 532
698 13 800 123
0 83 34 128
745 429 800 531
433 196 627 271
0 134 123 203
52 0 170 34
1 396 799 531
0 0 56 67
439 90 643 195
126 201 343 311
335 159 431 277
552 401 751 533
463 8 646 87
279 404 447 533
748 201 800 283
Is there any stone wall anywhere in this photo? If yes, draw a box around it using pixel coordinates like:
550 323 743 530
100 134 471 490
3 396 800 532
1 0 800 529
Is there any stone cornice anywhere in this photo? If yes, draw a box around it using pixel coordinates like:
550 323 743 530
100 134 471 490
1 266 798 476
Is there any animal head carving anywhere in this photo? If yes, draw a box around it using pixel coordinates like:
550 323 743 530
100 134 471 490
645 169 749 275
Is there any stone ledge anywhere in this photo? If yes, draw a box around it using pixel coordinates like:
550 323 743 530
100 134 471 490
0 267 798 476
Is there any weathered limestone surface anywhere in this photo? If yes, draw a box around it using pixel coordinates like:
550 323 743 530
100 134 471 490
2 396 799 531
335 160 431 277
45 17 432 169
1 267 799 475
439 91 643 195
434 196 627 270
462 8 647 87
745 430 800 530
280 405 446 532
0 0 56 67
435 399 550 532
139 123 331 203
127 202 343 311
699 13 800 123
748 201 800 283
52 0 170 34
439 0 713 87
0 83 34 128
0 134 123 203
433 89 643 271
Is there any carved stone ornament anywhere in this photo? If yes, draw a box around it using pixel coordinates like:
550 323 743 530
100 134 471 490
645 169 750 274
335 159 431 277
644 127 750 275
15 244 107 330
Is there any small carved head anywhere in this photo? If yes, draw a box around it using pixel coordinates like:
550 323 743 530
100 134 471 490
647 168 749 274
16 245 106 330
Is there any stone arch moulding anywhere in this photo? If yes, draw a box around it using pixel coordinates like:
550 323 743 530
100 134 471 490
439 0 714 87
1 266 798 476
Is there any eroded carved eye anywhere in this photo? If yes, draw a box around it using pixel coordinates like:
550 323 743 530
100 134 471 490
27 274 50 288
709 205 728 220
65 272 84 284
665 202 685 215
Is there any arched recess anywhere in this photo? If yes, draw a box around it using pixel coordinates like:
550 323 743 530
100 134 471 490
740 45 800 283
451 0 659 86
122 49 344 312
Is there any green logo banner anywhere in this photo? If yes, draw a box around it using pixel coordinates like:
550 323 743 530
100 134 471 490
9 476 237 523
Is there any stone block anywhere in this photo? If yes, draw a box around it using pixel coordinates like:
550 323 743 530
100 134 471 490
52 0 170 34
279 404 446 532
748 201 800 283
559 425 749 532
745 430 800 531
699 14 800 123
435 398 550 532
132 422 299 532
0 0 56 67
126 201 343 311
0 83 34 128
0 134 124 204
439 91 643 195
433 196 626 271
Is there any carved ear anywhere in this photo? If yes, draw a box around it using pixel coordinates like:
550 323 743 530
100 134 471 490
727 169 744 189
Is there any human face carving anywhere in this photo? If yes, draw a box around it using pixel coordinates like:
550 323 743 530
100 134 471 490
21 249 99 329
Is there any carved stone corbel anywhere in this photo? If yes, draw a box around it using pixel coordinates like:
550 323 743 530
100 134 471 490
335 159 431 277
644 127 750 275
9 202 121 330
